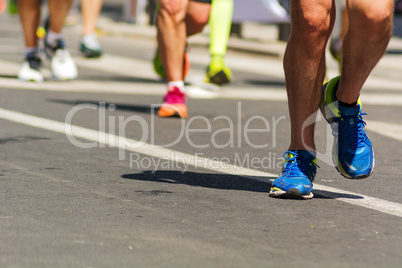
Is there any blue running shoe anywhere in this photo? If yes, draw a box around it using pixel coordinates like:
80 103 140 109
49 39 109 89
320 76 374 179
269 150 318 199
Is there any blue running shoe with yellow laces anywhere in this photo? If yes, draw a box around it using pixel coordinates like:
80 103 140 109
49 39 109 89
269 150 318 199
320 76 374 179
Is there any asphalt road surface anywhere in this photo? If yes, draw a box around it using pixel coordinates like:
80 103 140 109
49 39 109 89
1 10 402 268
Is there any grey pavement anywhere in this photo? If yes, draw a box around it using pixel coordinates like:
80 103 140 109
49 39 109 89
1 5 402 268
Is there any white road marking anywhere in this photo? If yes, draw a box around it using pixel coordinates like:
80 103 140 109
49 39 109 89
365 120 402 141
2 56 402 105
1 107 402 218
73 54 159 80
2 74 402 106
0 77 166 95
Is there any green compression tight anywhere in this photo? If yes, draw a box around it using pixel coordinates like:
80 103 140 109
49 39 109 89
208 0 233 60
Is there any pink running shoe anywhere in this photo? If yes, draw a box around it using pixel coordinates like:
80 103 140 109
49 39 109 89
158 87 187 118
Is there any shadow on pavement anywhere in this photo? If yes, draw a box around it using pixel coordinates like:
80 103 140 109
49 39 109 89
0 75 18 79
243 79 286 87
121 170 364 199
313 190 364 199
122 170 273 193
49 99 158 114
385 49 402 55
80 75 162 84
0 135 51 144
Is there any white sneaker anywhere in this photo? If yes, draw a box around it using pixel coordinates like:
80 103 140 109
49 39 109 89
45 39 78 81
18 51 44 82
50 48 78 81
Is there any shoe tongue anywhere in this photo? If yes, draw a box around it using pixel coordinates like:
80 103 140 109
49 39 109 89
55 39 66 50
294 150 316 161
287 150 315 163
339 104 360 116
168 86 183 94
82 33 100 49
26 50 39 59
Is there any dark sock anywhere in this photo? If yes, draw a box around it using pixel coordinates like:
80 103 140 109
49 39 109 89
333 80 357 107
338 100 357 107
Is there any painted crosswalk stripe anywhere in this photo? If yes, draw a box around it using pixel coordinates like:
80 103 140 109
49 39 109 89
0 107 402 218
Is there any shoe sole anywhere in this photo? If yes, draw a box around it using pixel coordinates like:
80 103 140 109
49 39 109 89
159 111 184 118
18 78 43 83
51 74 77 81
269 187 313 199
158 104 187 118
335 165 374 180
81 51 102 58
80 47 102 58
51 71 77 81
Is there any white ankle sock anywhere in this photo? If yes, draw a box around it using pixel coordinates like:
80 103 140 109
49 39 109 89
167 81 185 92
